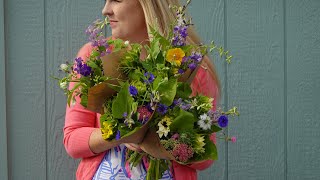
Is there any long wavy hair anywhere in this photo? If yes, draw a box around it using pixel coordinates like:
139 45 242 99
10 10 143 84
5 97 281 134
138 0 221 98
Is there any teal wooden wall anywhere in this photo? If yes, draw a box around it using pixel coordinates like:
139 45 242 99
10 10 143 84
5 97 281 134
1 0 319 179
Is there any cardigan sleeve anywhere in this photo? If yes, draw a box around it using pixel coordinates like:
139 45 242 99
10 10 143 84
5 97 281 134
187 63 219 170
63 43 98 159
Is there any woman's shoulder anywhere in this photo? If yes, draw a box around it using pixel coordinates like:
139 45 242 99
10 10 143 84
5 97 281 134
77 42 93 60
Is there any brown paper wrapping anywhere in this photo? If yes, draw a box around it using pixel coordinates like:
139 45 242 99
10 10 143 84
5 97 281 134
87 50 126 113
115 120 151 144
139 128 175 160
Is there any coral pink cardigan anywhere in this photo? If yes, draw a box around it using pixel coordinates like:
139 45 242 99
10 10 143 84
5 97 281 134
63 43 219 180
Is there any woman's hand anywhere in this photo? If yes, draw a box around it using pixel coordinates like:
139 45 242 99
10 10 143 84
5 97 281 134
124 143 143 152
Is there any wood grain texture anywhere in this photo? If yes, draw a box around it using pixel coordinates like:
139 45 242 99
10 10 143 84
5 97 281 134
45 0 102 179
189 0 227 179
0 0 8 179
5 0 46 179
286 0 320 179
226 0 285 179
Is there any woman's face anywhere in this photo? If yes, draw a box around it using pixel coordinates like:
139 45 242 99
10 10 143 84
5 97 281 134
102 0 148 43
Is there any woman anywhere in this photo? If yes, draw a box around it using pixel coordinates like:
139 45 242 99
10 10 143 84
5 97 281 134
63 0 221 179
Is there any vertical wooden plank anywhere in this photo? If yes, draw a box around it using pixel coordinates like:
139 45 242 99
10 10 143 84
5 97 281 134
227 0 285 179
0 0 8 179
5 0 46 179
189 0 227 179
46 0 102 179
287 0 320 179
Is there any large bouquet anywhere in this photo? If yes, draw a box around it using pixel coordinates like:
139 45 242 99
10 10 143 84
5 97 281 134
53 0 239 179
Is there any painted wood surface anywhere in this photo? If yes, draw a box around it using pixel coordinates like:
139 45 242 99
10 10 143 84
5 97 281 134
1 0 319 179
0 0 8 179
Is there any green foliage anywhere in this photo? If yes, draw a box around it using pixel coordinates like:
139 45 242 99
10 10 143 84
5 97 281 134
170 108 196 132
112 82 133 119
157 77 177 106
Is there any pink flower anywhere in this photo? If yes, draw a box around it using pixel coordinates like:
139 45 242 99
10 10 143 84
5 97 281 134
171 133 180 140
172 143 194 162
231 136 236 143
137 106 152 122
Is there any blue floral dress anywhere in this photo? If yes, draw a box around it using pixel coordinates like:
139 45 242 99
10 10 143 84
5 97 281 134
93 144 173 180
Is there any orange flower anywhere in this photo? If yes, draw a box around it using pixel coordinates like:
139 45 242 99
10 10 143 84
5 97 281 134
166 48 185 66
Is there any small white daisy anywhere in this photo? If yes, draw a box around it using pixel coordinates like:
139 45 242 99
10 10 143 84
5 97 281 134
197 113 212 130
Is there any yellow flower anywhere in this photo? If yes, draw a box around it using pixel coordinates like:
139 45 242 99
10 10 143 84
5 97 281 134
101 121 114 140
172 68 178 74
195 135 206 154
166 48 185 66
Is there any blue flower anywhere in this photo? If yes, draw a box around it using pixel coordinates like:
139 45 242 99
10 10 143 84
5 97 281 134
116 130 121 140
157 104 168 115
123 112 128 118
188 63 197 70
178 69 184 74
218 115 228 128
129 85 138 96
144 72 155 84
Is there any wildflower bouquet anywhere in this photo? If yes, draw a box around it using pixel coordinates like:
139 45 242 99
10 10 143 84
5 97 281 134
53 0 238 178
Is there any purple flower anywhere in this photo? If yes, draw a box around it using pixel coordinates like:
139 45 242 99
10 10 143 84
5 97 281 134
116 130 121 140
180 102 191 110
129 85 138 96
188 63 197 70
172 25 188 47
190 52 203 63
218 115 228 128
147 103 155 112
170 98 182 109
144 72 155 84
157 104 168 115
178 69 184 74
182 56 189 64
123 112 128 118
73 57 92 77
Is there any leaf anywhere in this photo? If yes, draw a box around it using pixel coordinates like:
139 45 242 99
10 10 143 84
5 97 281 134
150 38 160 60
152 76 162 90
210 124 222 133
86 60 99 69
155 51 165 64
112 82 133 118
80 94 88 107
141 60 153 72
157 77 177 106
176 82 192 99
203 136 218 160
169 108 196 132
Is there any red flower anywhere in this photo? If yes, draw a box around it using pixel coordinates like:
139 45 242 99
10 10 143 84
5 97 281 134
137 106 152 122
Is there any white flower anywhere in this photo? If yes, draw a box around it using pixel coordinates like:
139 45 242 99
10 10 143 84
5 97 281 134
190 98 198 109
59 81 67 89
124 40 130 46
60 63 68 71
197 113 212 130
157 123 170 138
177 14 184 26
124 117 135 129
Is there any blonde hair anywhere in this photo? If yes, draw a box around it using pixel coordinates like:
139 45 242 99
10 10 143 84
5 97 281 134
138 0 221 98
